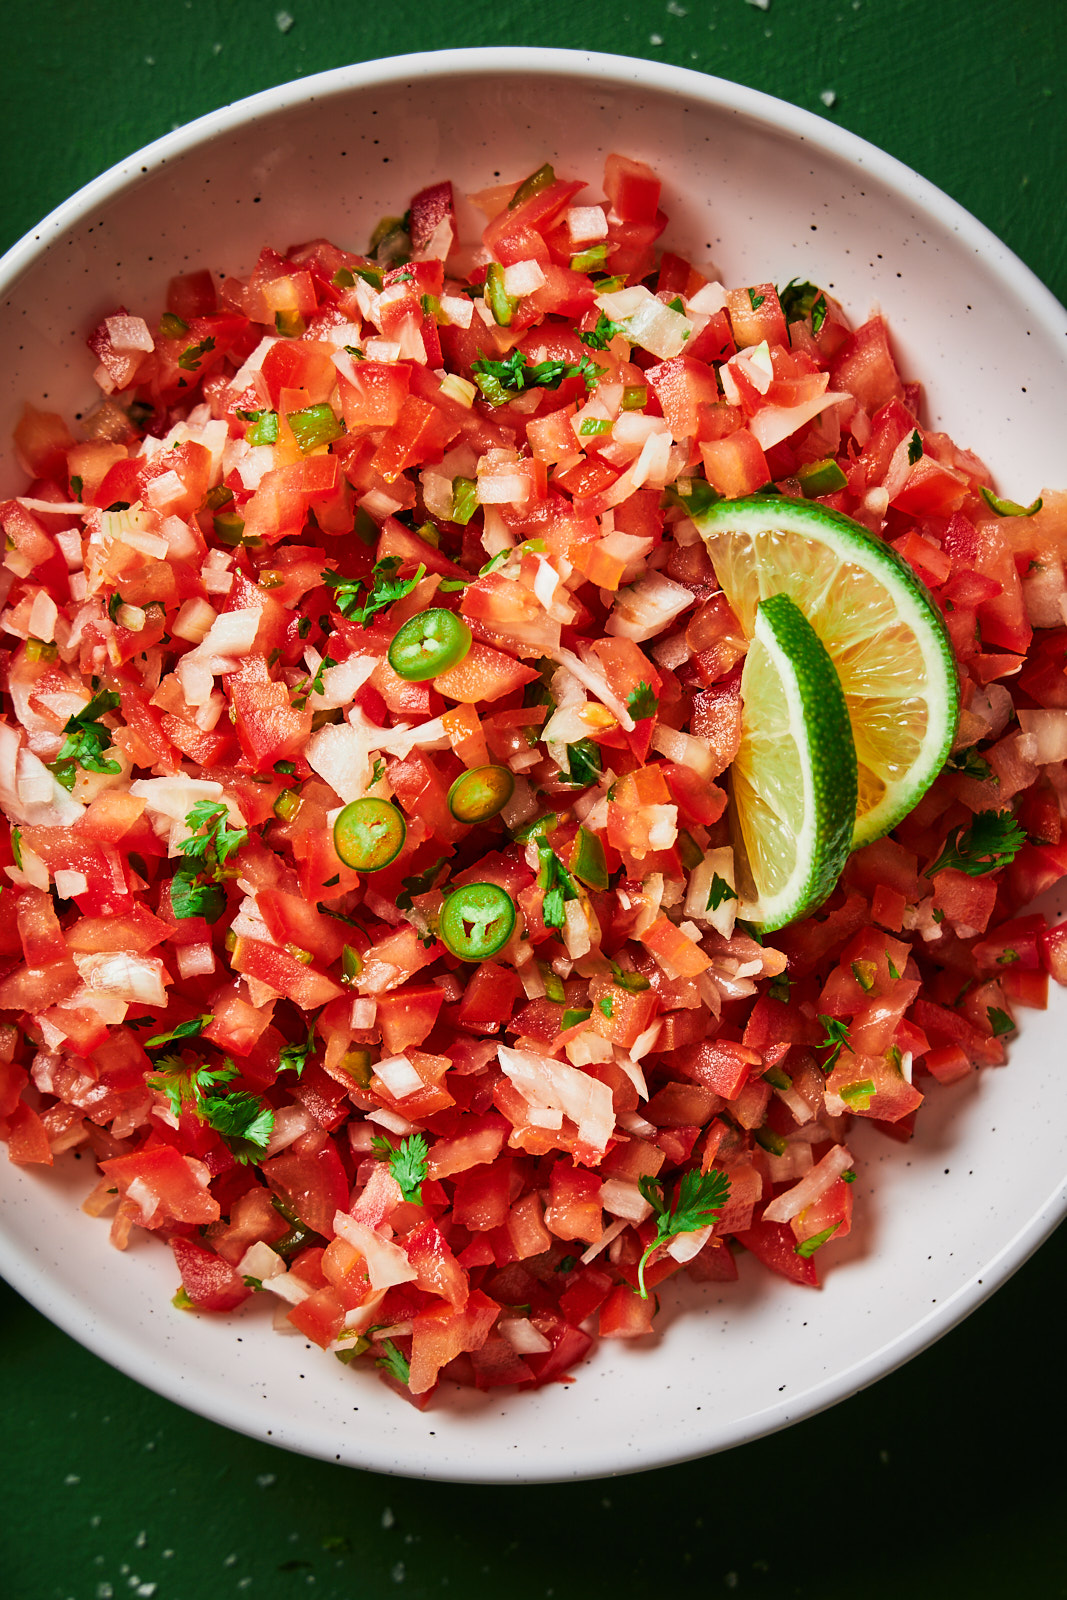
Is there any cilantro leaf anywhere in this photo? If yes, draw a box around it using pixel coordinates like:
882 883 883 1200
537 845 580 930
278 1025 316 1078
817 1014 853 1073
636 1168 731 1298
925 810 1026 878
324 558 425 628
767 972 792 1003
579 312 628 352
291 654 337 710
375 1339 411 1387
198 1088 275 1160
558 737 602 788
169 862 226 923
50 688 123 787
396 855 448 911
178 335 216 372
146 1056 239 1120
795 1221 842 1258
706 873 738 912
948 747 994 781
626 681 659 720
987 1006 1016 1037
371 1132 429 1203
145 1015 212 1049
179 801 248 876
747 287 766 310
907 430 923 464
779 279 828 333
471 349 603 406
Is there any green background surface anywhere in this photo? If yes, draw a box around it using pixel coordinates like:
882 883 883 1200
2 3 1065 1598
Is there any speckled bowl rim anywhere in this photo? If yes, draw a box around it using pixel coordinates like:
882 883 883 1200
0 46 1065 1484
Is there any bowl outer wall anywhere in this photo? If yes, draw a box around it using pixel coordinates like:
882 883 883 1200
0 48 1064 1483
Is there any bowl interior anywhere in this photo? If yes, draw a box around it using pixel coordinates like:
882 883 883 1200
1 50 1065 1482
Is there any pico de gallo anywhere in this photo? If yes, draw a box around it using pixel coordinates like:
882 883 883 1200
1 153 1065 1406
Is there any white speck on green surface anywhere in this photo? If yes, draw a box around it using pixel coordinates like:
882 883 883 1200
820 88 838 107
391 1563 406 1584
275 8 294 30
382 1506 395 1529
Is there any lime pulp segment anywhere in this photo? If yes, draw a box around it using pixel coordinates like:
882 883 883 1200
731 592 858 933
696 494 959 848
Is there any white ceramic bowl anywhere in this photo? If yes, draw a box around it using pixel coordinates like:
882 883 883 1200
1 48 1065 1485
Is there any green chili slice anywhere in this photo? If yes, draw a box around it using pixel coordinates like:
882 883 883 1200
439 882 516 961
387 608 472 682
447 764 515 824
508 163 555 209
333 798 406 872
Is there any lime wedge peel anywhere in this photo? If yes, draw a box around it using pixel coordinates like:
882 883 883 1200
731 592 858 933
695 495 959 849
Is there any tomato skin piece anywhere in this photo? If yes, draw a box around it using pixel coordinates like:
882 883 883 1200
101 1145 221 1227
376 985 446 1054
225 653 313 770
456 961 523 1028
408 1288 500 1395
171 1238 252 1311
724 285 788 349
734 1218 821 1287
230 937 344 1009
672 1038 761 1099
433 641 539 705
829 315 905 414
261 1130 349 1239
404 1218 469 1308
699 429 770 498
4 1101 53 1166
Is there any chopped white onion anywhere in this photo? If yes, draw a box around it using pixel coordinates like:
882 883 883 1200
498 1045 615 1160
373 1054 424 1100
499 1317 553 1355
502 259 547 297
176 942 216 980
54 869 89 899
332 1212 418 1291
762 1144 854 1224
566 205 609 245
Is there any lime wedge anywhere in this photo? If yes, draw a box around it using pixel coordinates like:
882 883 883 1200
695 494 958 847
732 592 857 932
